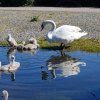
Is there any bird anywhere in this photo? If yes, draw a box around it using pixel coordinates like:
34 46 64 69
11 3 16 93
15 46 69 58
16 41 26 51
0 55 20 72
2 90 9 100
23 37 39 50
41 20 88 49
6 34 18 47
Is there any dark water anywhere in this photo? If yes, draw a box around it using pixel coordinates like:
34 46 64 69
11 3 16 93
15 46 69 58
0 47 100 100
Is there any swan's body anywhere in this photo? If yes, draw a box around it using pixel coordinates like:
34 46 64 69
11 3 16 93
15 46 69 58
6 34 17 47
2 90 8 100
41 20 88 48
0 55 20 71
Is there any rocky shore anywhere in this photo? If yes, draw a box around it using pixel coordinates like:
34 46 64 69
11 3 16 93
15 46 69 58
0 7 100 41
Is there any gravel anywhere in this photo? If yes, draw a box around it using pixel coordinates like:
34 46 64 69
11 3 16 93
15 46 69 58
0 7 100 41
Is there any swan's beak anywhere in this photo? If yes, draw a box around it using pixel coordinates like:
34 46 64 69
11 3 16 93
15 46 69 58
41 24 44 31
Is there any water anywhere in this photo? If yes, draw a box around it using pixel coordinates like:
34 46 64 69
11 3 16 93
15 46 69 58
0 47 100 100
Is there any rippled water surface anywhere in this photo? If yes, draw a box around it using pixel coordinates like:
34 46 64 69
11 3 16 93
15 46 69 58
0 47 100 100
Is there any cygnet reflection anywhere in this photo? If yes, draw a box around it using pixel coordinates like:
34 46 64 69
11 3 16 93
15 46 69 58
0 70 16 81
7 47 38 58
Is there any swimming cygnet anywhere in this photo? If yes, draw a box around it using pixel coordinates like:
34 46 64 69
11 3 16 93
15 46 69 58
0 55 20 71
2 90 9 100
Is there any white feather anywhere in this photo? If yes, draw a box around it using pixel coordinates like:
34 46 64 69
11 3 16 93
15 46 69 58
42 20 88 44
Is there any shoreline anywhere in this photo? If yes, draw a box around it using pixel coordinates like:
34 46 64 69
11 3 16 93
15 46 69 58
0 7 100 12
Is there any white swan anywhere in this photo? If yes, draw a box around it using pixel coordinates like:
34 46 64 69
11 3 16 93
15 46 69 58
0 55 20 71
41 20 88 49
2 90 9 100
6 34 18 47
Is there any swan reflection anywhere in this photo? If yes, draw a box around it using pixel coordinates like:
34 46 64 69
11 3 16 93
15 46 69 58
42 54 86 79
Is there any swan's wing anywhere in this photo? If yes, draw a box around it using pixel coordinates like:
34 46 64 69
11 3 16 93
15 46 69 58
52 30 88 43
56 25 82 32
1 64 10 71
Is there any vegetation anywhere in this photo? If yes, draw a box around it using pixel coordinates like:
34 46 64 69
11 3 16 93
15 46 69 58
0 41 9 46
1 38 100 53
33 0 58 6
38 38 100 53
30 16 40 22
0 0 100 7
0 0 27 6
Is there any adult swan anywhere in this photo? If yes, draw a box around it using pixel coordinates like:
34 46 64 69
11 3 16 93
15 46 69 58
41 20 88 49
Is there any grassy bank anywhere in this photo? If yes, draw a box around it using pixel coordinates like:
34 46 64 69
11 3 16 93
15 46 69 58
38 38 100 53
1 38 100 53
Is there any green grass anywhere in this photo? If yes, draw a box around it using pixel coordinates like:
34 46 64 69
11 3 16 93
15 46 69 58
0 41 21 47
0 41 9 46
38 37 100 53
66 39 100 52
1 38 100 53
30 16 40 22
38 37 60 50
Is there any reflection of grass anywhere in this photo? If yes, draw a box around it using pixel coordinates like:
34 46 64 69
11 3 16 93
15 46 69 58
38 37 100 53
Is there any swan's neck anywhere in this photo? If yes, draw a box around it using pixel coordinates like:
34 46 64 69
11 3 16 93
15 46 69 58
10 59 15 66
4 93 8 100
33 39 37 45
4 96 8 100
49 21 56 31
47 33 53 41
8 34 11 40
0 61 1 67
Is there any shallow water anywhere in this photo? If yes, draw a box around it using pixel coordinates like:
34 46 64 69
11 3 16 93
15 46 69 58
0 47 100 100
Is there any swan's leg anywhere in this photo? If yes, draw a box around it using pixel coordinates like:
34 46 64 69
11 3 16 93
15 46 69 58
60 43 63 48
60 50 66 56
60 43 65 50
